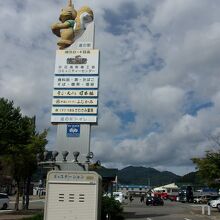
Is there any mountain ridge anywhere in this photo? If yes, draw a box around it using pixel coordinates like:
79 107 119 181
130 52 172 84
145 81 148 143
117 166 200 187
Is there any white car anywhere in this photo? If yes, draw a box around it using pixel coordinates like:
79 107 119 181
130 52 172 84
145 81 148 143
194 196 202 203
208 197 220 210
113 192 124 203
0 193 9 210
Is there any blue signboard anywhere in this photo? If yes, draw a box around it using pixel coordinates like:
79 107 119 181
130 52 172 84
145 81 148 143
67 124 80 137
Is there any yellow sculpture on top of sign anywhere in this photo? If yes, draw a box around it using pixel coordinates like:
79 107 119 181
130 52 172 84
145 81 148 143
51 0 94 50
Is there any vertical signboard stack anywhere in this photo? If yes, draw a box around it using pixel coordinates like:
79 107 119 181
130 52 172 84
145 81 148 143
50 4 99 164
44 3 102 220
51 49 99 124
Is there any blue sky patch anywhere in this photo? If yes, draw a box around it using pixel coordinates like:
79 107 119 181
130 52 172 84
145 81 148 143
116 110 136 124
103 2 139 35
105 101 136 124
185 102 214 116
183 91 214 116
106 100 118 109
133 50 165 73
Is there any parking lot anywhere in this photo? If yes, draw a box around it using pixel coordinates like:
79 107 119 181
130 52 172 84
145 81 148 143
0 196 220 220
123 197 220 220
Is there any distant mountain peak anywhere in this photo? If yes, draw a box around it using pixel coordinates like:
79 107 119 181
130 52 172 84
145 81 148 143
118 166 180 186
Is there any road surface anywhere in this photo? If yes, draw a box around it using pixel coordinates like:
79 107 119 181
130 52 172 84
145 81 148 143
1 197 219 220
123 198 219 220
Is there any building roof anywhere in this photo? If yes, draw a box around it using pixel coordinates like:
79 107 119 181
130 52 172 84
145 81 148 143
118 184 149 188
153 183 178 191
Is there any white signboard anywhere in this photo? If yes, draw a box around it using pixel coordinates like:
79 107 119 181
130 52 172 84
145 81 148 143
47 171 97 182
51 115 97 123
76 42 93 49
52 106 98 114
53 90 98 97
53 98 98 106
51 48 99 124
55 49 99 74
54 76 98 89
44 171 101 220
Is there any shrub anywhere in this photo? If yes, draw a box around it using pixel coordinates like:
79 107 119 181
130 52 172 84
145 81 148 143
22 213 43 220
101 196 124 220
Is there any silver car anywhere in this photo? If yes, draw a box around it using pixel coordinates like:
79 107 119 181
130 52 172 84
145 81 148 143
0 193 9 209
208 197 220 211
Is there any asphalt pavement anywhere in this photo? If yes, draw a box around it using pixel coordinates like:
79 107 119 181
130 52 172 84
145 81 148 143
0 198 44 220
123 197 220 220
0 196 220 220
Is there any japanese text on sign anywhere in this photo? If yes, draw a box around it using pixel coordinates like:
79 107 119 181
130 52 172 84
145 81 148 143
51 115 97 123
53 90 98 97
54 76 98 88
53 98 98 106
52 107 97 114
55 49 99 74
51 48 100 124
48 172 95 182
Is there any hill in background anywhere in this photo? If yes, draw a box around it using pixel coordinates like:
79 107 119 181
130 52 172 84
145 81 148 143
118 166 180 186
117 166 203 187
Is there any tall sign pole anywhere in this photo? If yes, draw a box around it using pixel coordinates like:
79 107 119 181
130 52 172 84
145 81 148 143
42 3 101 220
51 1 99 170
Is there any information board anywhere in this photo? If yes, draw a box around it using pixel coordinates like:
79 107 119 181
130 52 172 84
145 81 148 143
51 49 100 124
55 49 99 74
44 171 102 220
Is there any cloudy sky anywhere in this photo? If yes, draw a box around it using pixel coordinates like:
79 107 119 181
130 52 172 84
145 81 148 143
1 0 220 175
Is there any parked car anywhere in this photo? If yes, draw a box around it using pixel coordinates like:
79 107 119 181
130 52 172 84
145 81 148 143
146 197 164 206
208 197 220 211
196 195 220 204
207 195 219 203
194 196 202 203
0 193 9 210
113 192 124 203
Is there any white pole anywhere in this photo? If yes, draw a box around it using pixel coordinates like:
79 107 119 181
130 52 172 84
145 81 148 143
202 206 205 215
207 206 211 216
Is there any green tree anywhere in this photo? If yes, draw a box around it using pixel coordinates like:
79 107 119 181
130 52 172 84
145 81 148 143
0 98 23 155
101 196 124 220
21 128 48 210
192 150 220 188
0 98 48 210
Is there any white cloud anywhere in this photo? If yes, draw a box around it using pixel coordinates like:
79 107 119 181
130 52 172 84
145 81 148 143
1 0 220 175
